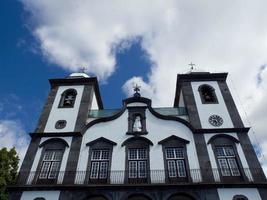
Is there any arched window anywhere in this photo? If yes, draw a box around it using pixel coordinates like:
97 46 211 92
198 84 218 104
59 89 77 108
122 137 153 184
208 134 244 182
36 138 69 184
86 137 117 184
158 135 190 183
233 195 249 200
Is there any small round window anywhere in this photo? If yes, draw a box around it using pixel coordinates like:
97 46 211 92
55 120 67 129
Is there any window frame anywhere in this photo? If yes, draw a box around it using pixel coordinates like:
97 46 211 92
86 138 116 184
35 139 68 185
124 137 152 184
232 195 249 200
210 136 245 182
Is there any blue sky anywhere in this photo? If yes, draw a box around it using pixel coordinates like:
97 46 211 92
0 1 151 134
1 0 267 172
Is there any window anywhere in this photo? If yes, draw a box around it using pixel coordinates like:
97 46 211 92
90 149 110 180
128 148 148 179
198 84 218 104
215 146 240 176
39 150 63 179
122 137 152 183
86 137 116 184
165 147 186 178
59 89 77 108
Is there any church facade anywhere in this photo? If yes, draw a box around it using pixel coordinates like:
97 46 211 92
8 72 267 200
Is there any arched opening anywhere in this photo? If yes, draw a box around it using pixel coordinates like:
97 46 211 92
59 88 77 108
233 195 249 200
198 84 218 104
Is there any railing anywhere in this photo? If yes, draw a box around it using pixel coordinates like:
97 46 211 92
14 168 257 186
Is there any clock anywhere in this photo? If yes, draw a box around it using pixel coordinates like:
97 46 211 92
208 115 223 127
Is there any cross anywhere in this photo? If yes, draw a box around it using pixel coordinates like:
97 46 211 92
80 67 87 73
133 84 141 94
188 62 196 71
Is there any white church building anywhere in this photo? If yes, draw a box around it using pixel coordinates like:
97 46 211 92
8 72 267 200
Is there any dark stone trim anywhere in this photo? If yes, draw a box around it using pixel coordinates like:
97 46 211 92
217 81 244 128
194 127 250 133
121 136 154 147
16 136 41 185
158 135 190 145
49 77 103 109
7 191 22 200
180 82 202 129
30 132 82 137
207 134 240 144
258 188 267 200
8 182 267 191
62 136 83 184
123 96 152 106
177 72 228 82
237 132 266 182
192 134 214 183
86 137 117 146
35 86 59 132
39 138 70 148
75 85 94 132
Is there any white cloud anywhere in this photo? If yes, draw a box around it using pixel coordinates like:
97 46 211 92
20 0 267 171
0 120 30 167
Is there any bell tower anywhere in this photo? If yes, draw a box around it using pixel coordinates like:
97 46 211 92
35 72 103 133
174 72 242 129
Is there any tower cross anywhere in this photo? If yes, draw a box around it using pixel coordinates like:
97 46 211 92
80 67 87 73
189 62 196 71
133 84 141 94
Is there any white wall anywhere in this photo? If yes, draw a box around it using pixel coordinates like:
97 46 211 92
27 137 72 184
21 191 60 200
217 188 262 200
191 81 233 129
75 106 200 183
204 133 252 182
44 85 84 132
91 91 99 110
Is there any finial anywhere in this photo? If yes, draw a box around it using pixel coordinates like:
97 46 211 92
80 67 87 73
133 84 141 97
189 62 196 71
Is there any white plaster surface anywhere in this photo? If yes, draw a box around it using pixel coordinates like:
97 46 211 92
21 191 60 200
191 81 233 129
44 85 84 132
217 188 262 200
27 137 72 184
91 91 99 110
76 107 201 183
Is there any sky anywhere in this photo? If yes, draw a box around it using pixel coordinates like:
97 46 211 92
0 0 267 173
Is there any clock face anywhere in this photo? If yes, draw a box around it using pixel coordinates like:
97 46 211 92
208 115 223 127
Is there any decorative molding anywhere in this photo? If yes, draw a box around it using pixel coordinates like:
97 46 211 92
158 135 190 145
207 134 240 144
39 138 70 148
121 136 153 147
86 137 117 146
30 132 82 137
